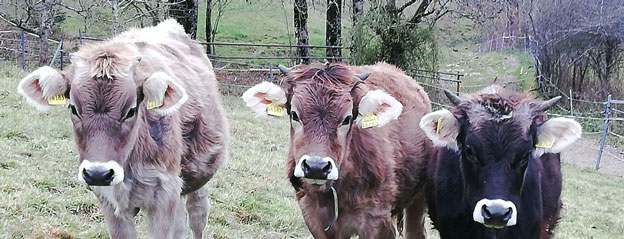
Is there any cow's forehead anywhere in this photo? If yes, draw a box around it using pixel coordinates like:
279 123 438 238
460 98 536 136
71 76 137 108
291 82 352 117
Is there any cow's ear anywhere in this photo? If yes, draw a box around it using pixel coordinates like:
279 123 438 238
17 66 69 111
241 82 287 118
534 117 582 157
355 89 403 128
420 109 459 151
142 71 188 115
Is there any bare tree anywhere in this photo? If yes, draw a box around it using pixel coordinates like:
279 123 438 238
169 0 199 39
205 0 232 54
294 0 310 64
326 0 342 61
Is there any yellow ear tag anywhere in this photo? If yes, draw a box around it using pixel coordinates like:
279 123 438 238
361 114 379 129
146 100 163 110
535 139 555 149
436 117 444 134
266 102 284 117
47 94 67 105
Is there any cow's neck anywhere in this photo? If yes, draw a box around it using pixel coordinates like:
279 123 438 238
342 127 388 190
126 111 183 175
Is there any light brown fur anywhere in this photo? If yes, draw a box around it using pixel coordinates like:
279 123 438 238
35 20 227 238
283 62 434 238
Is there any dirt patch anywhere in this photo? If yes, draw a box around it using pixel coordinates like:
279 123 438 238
561 137 624 178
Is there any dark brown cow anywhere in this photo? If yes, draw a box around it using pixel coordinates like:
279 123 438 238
242 62 434 238
419 86 581 238
17 20 228 238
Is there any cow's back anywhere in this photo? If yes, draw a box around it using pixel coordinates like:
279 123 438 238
119 20 228 194
353 62 434 209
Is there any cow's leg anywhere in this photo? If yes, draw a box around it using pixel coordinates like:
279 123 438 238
147 193 182 239
361 217 396 239
186 184 211 239
173 196 189 238
99 200 136 238
403 193 427 239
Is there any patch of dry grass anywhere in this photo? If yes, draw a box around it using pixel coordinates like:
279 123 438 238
1 63 623 239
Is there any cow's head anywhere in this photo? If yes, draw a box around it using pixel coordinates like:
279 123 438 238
242 63 402 191
17 44 188 187
419 85 581 229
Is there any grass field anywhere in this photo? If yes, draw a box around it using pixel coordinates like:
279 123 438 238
1 63 624 239
2 1 623 238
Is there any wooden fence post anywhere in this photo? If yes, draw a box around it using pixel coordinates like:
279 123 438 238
570 89 574 116
60 37 64 70
269 63 274 83
596 94 611 170
456 72 461 96
21 31 25 70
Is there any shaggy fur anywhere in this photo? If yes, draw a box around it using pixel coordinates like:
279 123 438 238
282 62 434 238
18 19 227 238
426 86 564 239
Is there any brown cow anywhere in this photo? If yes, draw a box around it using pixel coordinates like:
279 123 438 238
16 20 228 238
242 62 434 238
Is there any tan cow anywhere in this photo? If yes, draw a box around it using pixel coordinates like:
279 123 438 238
242 62 435 238
16 20 228 238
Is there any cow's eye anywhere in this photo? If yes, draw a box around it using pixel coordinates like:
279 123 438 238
124 107 137 120
291 111 300 122
341 115 352 126
464 145 479 163
69 105 80 117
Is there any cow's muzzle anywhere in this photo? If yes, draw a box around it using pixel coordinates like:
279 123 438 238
78 160 125 186
473 199 518 229
294 155 338 184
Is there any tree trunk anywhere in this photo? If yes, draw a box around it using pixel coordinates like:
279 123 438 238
206 0 213 54
353 0 363 24
294 0 310 64
351 0 364 56
111 0 120 35
326 0 342 61
169 0 199 39
38 5 50 66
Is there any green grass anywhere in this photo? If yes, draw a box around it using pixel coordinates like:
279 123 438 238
1 63 624 238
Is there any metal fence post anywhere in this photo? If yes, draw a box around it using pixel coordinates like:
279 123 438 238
21 31 26 70
50 38 63 67
596 94 611 170
79 29 83 45
501 32 505 50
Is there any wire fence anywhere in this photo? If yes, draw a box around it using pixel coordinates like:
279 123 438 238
2 27 622 171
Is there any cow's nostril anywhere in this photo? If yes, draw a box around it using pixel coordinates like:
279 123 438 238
105 169 115 179
83 168 91 179
503 207 513 220
482 205 491 219
322 163 332 173
302 160 311 172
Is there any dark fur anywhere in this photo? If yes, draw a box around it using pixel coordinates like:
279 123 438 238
427 87 563 239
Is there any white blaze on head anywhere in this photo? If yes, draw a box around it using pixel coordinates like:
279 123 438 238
293 155 339 183
473 199 518 227
77 160 125 186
